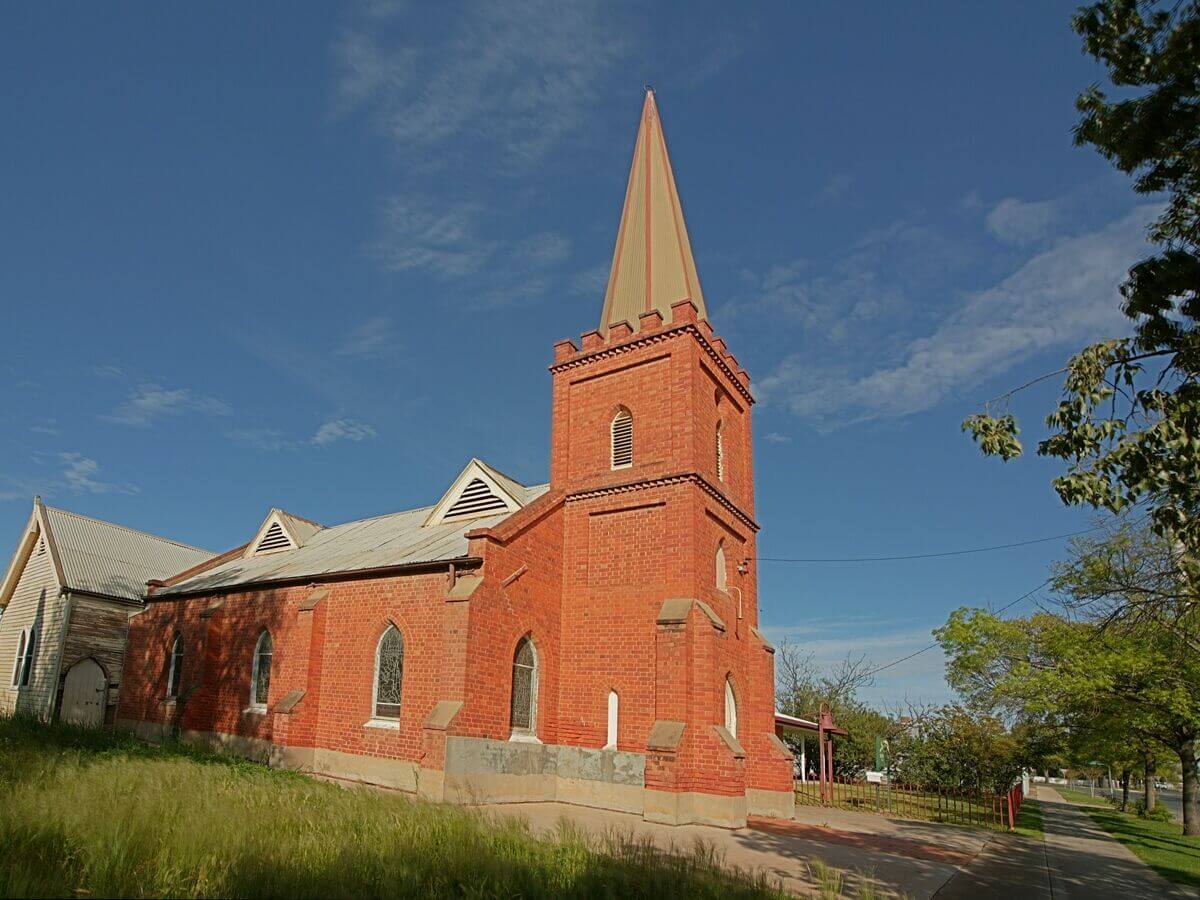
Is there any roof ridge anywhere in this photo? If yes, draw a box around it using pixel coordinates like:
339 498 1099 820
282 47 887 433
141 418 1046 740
43 505 213 555
274 508 325 529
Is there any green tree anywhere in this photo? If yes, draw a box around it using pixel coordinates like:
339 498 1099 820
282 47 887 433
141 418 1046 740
963 1 1200 620
936 607 1200 834
892 705 1029 795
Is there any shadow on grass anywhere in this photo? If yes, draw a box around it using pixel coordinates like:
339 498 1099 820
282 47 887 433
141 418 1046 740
0 717 789 899
1080 805 1200 889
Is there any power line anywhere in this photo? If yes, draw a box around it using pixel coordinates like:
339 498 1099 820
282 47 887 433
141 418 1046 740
755 529 1096 564
859 577 1052 678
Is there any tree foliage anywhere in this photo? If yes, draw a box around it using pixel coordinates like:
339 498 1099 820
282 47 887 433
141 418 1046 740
963 0 1200 594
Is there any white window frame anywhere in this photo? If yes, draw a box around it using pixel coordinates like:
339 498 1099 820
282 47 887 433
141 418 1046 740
367 624 404 728
716 421 725 481
724 676 738 738
605 689 619 749
166 633 183 699
509 637 540 742
249 630 272 712
611 408 633 470
10 627 28 687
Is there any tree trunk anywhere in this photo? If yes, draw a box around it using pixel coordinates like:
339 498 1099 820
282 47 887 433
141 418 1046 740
1179 742 1199 836
1121 767 1131 810
1144 755 1157 812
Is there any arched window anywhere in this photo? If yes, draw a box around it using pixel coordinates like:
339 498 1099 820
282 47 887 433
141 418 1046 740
606 689 619 749
715 542 727 593
510 636 538 737
611 408 633 469
250 631 272 710
166 633 183 699
716 421 725 481
373 625 405 720
724 676 738 738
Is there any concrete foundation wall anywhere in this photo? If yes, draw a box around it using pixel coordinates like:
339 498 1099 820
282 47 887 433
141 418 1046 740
644 788 748 829
746 788 795 821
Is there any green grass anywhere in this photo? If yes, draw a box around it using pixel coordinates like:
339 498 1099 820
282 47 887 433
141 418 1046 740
1013 798 1044 838
0 716 804 899
1055 786 1109 807
1073 803 1200 889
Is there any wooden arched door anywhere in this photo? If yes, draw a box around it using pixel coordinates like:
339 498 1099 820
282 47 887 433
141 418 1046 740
61 658 106 728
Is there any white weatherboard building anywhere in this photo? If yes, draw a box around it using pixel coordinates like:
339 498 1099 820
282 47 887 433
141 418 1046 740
0 498 213 726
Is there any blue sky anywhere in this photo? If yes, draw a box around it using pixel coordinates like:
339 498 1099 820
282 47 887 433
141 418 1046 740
0 2 1155 707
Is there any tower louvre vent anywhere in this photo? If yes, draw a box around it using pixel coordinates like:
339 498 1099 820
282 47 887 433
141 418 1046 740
443 478 510 520
254 521 293 554
611 410 633 469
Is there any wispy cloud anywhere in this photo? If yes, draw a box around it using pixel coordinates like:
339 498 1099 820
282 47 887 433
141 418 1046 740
819 173 854 202
764 432 792 444
515 232 572 267
58 453 138 495
333 0 631 172
311 418 377 446
103 384 231 427
336 315 398 360
370 198 497 278
758 204 1158 427
986 196 1060 246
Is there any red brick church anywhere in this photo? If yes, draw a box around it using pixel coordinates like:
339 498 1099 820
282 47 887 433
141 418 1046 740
118 90 795 828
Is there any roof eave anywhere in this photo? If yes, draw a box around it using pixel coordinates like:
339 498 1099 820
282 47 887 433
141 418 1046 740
152 555 483 600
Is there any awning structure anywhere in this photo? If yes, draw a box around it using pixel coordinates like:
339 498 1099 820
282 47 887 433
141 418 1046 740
774 704 847 804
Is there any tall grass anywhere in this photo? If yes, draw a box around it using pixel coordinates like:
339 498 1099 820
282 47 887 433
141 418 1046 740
0 717 793 898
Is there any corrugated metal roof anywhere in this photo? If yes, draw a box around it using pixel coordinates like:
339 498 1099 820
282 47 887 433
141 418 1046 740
158 483 550 597
44 506 215 602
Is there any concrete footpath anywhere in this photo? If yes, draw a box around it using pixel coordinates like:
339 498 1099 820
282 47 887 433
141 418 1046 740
936 786 1197 899
485 787 1199 897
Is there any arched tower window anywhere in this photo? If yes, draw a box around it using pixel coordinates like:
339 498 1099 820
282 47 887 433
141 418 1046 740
715 541 727 593
510 636 539 737
611 408 633 469
374 625 405 720
716 421 725 481
606 689 619 749
250 630 272 710
724 676 738 738
167 633 183 699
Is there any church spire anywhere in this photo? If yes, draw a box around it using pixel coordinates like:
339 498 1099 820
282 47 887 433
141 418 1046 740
599 90 707 334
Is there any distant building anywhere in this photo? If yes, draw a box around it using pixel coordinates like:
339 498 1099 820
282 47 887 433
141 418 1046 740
113 90 794 828
0 498 213 726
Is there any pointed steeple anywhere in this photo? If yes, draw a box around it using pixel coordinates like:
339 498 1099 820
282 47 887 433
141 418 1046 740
599 90 707 334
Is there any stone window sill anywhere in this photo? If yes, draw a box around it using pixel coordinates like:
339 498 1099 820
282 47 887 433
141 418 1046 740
509 731 542 744
363 718 400 731
242 706 267 716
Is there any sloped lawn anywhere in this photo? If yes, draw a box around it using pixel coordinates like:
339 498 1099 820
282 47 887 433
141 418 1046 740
0 717 795 899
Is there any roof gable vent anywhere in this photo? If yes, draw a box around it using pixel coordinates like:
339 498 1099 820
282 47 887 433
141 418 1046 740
425 459 527 527
444 479 508 520
255 521 293 554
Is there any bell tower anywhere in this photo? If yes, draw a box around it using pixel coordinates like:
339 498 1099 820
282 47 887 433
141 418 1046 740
548 90 794 827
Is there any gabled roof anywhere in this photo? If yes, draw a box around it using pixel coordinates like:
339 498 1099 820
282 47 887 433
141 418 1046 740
157 462 548 597
599 90 708 334
0 499 215 606
243 508 325 558
424 459 529 527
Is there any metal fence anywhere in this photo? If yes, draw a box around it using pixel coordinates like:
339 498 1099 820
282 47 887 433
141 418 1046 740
795 776 1025 831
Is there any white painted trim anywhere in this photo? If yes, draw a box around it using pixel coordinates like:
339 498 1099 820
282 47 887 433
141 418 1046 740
424 459 525 527
363 718 400 730
605 689 619 749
